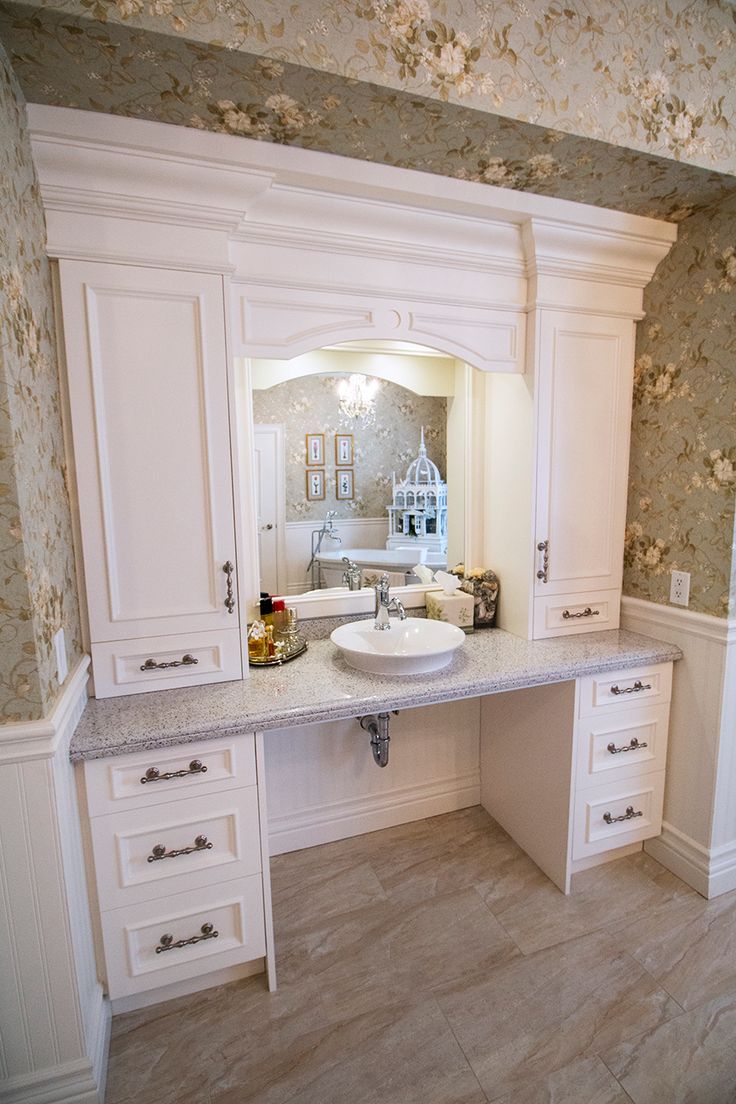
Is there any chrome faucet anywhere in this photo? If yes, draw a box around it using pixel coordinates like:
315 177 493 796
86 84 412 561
342 557 362 591
374 573 406 630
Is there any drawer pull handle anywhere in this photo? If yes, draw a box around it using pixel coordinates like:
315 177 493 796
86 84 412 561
140 760 208 785
610 680 652 696
536 540 549 583
147 834 213 863
155 922 219 954
562 607 599 620
140 654 198 672
603 805 643 825
607 737 648 755
223 560 235 614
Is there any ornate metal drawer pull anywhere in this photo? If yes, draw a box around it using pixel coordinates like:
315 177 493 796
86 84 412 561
140 654 198 672
223 560 235 614
607 737 648 755
155 922 219 954
603 805 643 825
610 680 652 696
562 607 599 620
140 759 207 784
147 834 213 863
536 540 549 583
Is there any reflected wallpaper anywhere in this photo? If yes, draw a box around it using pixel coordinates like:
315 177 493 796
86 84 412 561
252 375 447 523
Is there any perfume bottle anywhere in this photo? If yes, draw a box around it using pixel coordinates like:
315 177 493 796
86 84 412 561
247 619 267 660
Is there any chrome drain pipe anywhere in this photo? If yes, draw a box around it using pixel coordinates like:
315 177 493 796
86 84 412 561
359 712 397 768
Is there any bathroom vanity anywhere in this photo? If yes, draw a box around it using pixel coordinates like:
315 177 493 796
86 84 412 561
71 628 679 1011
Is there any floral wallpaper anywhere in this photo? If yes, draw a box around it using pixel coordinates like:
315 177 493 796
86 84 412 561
0 1 735 222
623 190 736 618
252 375 446 523
2 0 735 174
0 42 82 722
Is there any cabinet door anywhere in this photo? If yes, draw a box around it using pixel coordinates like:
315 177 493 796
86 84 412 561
59 261 240 643
533 311 635 599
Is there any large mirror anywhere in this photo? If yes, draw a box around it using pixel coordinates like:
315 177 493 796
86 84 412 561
247 341 476 600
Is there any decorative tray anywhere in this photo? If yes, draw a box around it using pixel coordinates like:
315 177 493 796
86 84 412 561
248 641 308 667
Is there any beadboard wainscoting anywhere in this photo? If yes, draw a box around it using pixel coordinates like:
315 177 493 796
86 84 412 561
621 596 736 897
0 657 110 1104
264 699 481 855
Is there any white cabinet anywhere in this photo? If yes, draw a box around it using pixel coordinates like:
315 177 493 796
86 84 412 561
480 662 672 893
58 260 243 695
531 311 635 637
78 735 272 1006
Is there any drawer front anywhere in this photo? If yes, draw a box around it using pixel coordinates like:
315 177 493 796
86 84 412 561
91 788 262 910
101 875 266 999
533 590 620 639
90 628 243 698
572 773 665 860
84 735 256 817
578 662 673 717
575 704 670 789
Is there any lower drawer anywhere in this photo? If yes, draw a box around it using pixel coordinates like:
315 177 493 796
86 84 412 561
575 704 670 789
91 628 243 698
91 787 262 910
101 875 266 999
572 772 665 860
533 590 620 639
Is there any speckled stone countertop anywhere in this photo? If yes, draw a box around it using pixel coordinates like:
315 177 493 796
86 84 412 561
69 628 682 761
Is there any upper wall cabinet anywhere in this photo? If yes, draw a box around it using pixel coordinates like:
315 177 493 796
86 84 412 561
58 260 243 696
531 311 635 638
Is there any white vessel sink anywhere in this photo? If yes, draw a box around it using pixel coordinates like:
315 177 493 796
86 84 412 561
330 617 465 675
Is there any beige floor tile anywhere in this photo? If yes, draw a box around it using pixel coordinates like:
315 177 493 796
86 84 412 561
434 929 681 1102
210 996 488 1104
607 885 736 1011
482 851 697 956
601 992 736 1104
492 1055 631 1104
275 885 520 1003
271 857 388 937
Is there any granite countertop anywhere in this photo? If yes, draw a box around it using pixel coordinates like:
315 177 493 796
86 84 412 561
69 628 682 761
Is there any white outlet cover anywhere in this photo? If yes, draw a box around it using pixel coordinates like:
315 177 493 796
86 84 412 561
669 570 690 607
53 628 68 683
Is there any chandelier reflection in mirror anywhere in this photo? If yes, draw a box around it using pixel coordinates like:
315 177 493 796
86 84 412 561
337 374 381 426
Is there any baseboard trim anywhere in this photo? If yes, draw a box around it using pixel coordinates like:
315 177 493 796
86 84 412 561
0 1055 102 1104
0 656 90 763
645 822 736 899
110 959 264 1015
268 772 480 854
621 595 736 644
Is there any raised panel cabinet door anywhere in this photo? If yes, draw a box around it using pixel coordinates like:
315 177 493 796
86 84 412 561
59 261 239 642
533 311 635 597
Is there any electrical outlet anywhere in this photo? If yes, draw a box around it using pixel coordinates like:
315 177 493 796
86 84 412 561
53 628 68 684
669 570 690 607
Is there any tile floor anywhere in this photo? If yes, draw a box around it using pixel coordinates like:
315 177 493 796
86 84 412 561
106 807 736 1104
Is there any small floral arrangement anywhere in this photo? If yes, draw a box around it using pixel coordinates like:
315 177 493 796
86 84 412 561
449 564 499 627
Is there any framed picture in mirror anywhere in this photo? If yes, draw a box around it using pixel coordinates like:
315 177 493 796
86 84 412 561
336 468 354 500
335 433 353 466
306 469 325 500
306 433 324 466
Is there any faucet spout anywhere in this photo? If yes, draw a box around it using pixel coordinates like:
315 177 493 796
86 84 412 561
373 573 406 630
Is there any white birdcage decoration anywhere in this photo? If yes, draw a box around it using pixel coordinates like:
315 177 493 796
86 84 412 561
386 428 448 565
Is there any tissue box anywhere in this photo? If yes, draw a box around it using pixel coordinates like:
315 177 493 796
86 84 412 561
425 590 474 632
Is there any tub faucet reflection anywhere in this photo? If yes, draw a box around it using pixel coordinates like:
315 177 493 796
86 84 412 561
307 511 342 588
374 573 406 630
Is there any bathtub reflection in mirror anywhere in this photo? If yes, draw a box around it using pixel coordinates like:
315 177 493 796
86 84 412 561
249 340 473 599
